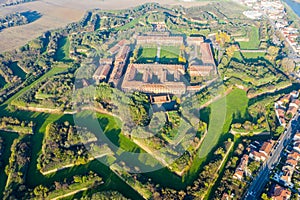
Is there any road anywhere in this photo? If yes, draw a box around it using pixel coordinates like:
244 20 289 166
245 112 300 199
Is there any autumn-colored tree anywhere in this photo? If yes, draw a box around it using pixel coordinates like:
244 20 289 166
216 31 231 47
226 45 238 58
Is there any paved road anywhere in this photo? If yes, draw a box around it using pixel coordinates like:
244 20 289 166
245 112 300 199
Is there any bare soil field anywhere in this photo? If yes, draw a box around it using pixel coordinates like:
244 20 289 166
0 0 209 53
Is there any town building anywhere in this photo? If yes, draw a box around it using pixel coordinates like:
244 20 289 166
270 184 291 200
249 140 274 161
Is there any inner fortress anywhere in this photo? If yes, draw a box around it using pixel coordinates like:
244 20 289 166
93 32 217 95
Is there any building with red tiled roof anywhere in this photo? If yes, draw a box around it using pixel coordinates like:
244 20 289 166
286 106 298 118
260 140 275 157
249 140 274 161
293 132 300 141
270 184 291 200
286 159 297 168
233 154 249 180
287 151 300 161
121 63 187 95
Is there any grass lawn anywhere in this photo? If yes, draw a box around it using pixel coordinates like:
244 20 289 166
198 89 249 158
160 46 181 64
54 36 72 62
233 51 243 61
136 46 157 63
239 26 260 50
242 52 266 59
184 89 249 182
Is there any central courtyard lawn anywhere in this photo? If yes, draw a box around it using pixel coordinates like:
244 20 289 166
160 46 181 64
136 46 157 63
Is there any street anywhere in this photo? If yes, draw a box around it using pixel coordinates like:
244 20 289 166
245 112 300 199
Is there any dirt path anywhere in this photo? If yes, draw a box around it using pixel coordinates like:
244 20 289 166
50 187 88 200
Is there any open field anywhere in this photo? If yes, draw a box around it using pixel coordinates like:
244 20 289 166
197 89 249 159
239 26 260 50
0 0 210 53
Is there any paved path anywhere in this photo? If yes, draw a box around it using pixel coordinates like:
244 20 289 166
156 46 161 63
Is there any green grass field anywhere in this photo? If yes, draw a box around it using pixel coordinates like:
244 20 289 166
54 37 72 62
239 26 260 50
198 89 248 158
182 89 249 184
160 46 181 64
242 52 266 59
136 46 157 63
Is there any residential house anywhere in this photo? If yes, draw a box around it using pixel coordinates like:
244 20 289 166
270 184 291 200
233 154 249 180
287 151 300 161
280 165 294 187
249 140 274 161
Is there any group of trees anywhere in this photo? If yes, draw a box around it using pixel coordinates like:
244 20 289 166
129 92 151 127
231 115 269 133
3 136 31 199
80 191 128 200
185 141 232 199
1 0 35 7
0 12 28 31
0 116 34 134
32 171 103 199
38 122 100 172
15 73 74 111
214 141 252 199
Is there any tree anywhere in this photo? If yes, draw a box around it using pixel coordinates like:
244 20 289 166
216 31 231 47
225 45 238 58
281 57 295 73
267 46 280 62
33 185 49 197
261 193 270 200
